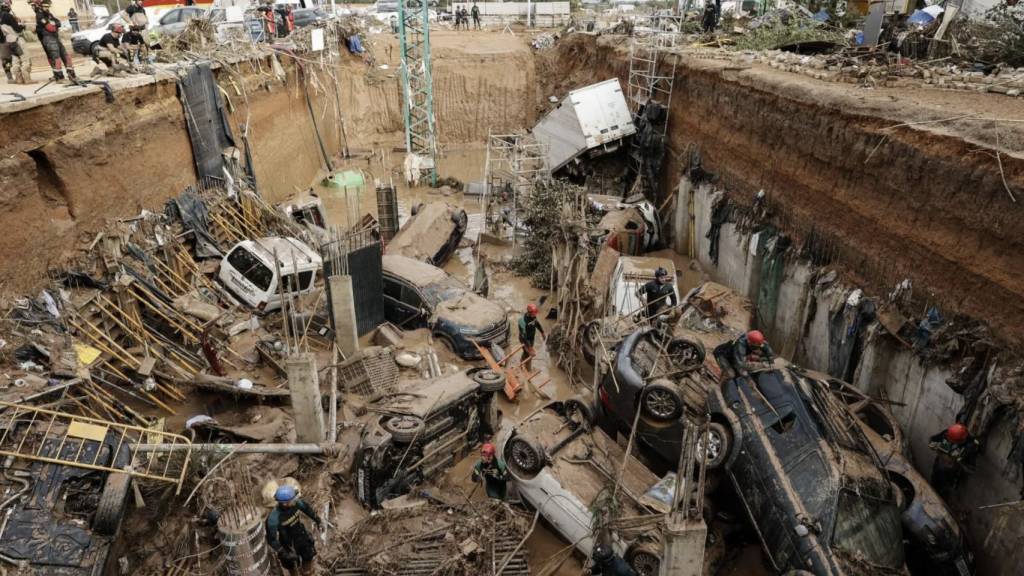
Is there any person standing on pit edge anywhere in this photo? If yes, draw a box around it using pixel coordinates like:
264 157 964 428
471 2 481 29
67 7 78 32
518 303 546 373
122 0 151 73
266 485 322 576
32 0 76 83
0 0 31 85
460 7 469 30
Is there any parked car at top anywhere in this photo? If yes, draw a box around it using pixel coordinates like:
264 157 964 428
288 6 332 27
357 369 506 508
151 6 208 38
218 237 322 312
389 202 468 267
496 399 724 576
381 255 508 359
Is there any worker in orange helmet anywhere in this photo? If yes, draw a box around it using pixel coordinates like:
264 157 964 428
472 443 509 501
712 330 775 381
518 303 546 373
929 423 981 503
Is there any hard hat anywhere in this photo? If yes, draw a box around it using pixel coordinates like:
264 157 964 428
274 485 297 502
526 304 539 315
481 443 496 456
947 423 969 444
592 544 614 564
109 23 125 33
746 330 765 346
655 267 668 278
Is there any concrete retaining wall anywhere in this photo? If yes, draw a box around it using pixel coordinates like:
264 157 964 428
680 180 1024 575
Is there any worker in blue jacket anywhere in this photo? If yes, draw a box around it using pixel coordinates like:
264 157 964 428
266 485 322 576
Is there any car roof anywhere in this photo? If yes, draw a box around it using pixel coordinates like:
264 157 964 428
235 237 322 268
617 255 675 279
382 254 452 288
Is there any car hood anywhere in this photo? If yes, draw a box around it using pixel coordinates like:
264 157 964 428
433 292 505 328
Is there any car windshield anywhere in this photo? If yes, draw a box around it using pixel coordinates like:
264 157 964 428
419 276 466 306
832 490 904 569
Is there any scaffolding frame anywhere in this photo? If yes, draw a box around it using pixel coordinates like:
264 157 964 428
626 15 682 196
480 131 551 252
398 0 437 187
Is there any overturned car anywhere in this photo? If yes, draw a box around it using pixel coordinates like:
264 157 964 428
389 201 468 267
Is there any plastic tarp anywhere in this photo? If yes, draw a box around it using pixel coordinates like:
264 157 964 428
178 62 236 183
164 190 223 258
827 290 877 382
756 229 786 331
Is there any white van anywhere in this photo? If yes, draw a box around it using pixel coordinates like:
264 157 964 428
218 237 322 312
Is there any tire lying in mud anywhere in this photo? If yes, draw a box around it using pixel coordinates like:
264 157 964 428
95 472 131 536
471 369 506 393
564 396 595 428
581 320 601 366
385 415 425 443
507 434 546 474
640 379 684 422
627 540 662 576
696 422 732 470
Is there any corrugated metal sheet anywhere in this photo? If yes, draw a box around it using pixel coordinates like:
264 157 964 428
532 79 636 171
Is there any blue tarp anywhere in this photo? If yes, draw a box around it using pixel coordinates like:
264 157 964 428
907 10 936 24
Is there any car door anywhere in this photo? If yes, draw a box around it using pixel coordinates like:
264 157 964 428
382 276 421 327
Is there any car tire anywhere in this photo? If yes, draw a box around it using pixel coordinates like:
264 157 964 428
411 202 425 216
507 434 545 474
640 379 684 422
581 320 600 366
667 337 706 367
94 472 131 536
385 415 425 443
471 369 506 393
627 540 661 576
564 396 595 427
696 422 731 470
434 332 458 357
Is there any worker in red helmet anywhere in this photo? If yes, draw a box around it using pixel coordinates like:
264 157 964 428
32 0 76 83
472 443 509 501
712 330 775 381
929 423 981 502
518 303 546 373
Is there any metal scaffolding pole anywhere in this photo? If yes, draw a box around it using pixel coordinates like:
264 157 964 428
398 0 437 187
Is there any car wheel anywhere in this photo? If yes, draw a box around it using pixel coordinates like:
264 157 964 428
471 369 506 393
434 332 458 356
385 415 425 443
564 396 595 428
507 434 545 474
89 41 98 57
627 541 661 576
696 422 731 470
94 473 131 536
667 337 706 368
640 379 684 422
581 320 600 366
411 202 425 216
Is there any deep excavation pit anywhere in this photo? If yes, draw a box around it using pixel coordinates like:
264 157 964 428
0 22 1023 576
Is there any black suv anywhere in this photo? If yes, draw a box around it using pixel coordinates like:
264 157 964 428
381 255 509 360
356 369 506 508
0 433 132 576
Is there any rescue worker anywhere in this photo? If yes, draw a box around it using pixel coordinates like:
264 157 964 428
266 485 322 576
929 423 981 503
91 23 128 77
701 0 717 34
471 443 510 501
0 0 31 85
471 2 481 29
518 303 546 373
588 544 636 576
453 6 462 30
33 0 76 83
67 7 78 32
712 330 775 381
642 267 676 321
276 3 295 37
460 7 469 29
122 0 150 72
256 0 276 41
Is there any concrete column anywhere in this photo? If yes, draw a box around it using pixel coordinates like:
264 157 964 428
660 517 707 576
674 179 693 256
329 275 359 357
287 353 324 444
